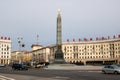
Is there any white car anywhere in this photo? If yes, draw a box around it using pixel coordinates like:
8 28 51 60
0 64 6 67
102 65 120 74
113 64 120 67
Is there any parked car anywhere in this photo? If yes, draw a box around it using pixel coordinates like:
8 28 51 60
12 63 28 70
102 65 120 74
34 63 45 68
0 64 6 67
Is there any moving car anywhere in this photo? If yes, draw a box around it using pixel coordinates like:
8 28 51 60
12 63 28 70
102 65 120 74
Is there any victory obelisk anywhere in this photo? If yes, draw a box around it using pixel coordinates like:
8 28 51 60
53 9 65 64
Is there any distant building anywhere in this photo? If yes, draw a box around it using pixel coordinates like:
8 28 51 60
62 37 120 65
31 44 43 51
31 46 50 63
23 51 32 62
31 35 120 65
11 51 20 63
0 36 11 64
11 51 32 63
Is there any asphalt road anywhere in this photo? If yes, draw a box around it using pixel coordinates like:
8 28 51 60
0 67 120 80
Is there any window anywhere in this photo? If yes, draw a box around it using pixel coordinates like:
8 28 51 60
4 48 6 51
67 50 69 52
96 45 97 48
96 53 98 55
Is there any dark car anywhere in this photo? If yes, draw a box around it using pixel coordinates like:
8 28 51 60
12 63 28 70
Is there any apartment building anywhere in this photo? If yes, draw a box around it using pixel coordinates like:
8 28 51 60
32 46 50 64
62 38 120 65
0 36 11 64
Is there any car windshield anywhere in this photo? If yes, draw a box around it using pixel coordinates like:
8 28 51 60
112 65 119 69
116 64 120 67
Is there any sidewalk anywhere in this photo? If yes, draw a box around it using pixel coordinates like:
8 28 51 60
45 64 103 71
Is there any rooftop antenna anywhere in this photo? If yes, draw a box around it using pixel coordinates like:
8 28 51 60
36 35 39 45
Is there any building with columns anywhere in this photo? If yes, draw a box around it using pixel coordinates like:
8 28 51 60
62 36 120 65
31 35 120 65
0 36 11 64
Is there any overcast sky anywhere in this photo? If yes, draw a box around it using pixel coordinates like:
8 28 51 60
0 0 120 51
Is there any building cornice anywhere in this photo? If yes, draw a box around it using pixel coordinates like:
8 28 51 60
63 38 120 45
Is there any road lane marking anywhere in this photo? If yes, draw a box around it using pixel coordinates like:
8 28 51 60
53 76 69 79
0 75 15 80
0 78 6 80
78 71 101 72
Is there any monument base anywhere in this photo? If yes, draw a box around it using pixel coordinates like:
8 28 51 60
46 63 77 70
53 45 66 64
53 59 66 64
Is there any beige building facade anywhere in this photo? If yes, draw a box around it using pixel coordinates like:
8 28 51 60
11 51 20 62
11 51 32 63
62 38 120 65
31 35 120 65
32 46 50 63
0 37 11 64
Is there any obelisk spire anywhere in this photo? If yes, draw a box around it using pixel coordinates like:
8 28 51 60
53 9 65 64
56 9 62 45
58 9 61 14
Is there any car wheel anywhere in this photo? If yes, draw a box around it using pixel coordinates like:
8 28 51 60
102 70 106 74
114 71 118 75
19 68 22 70
12 68 15 70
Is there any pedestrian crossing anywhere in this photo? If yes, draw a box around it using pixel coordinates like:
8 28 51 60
0 75 15 80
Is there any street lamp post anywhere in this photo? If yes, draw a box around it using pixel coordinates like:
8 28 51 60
17 37 25 64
